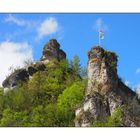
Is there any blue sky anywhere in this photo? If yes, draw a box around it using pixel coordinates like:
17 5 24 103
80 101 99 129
0 13 140 91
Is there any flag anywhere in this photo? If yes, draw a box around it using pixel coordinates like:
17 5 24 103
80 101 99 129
99 30 104 39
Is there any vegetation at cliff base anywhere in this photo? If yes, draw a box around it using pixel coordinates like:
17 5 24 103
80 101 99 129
57 80 86 126
92 107 124 127
1 49 140 127
0 57 87 127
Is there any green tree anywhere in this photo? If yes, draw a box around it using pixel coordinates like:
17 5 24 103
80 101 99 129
0 108 29 126
71 55 81 75
0 87 3 94
28 72 48 105
92 107 124 127
107 107 123 126
13 84 32 111
31 104 57 127
2 83 32 112
57 80 87 126
31 105 45 126
0 94 5 118
0 58 88 127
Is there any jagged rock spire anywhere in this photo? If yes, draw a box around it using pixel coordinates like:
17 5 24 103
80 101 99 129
40 39 66 64
87 45 118 95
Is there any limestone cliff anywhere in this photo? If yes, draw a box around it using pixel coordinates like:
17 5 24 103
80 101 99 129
75 46 140 127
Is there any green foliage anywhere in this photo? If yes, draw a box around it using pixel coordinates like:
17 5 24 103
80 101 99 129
30 104 57 127
0 108 29 127
107 107 123 126
71 55 81 76
2 84 32 112
0 58 126 127
0 94 5 117
28 60 73 105
92 107 124 127
0 87 3 94
57 80 87 126
28 72 52 105
31 105 45 126
12 84 32 111
0 59 88 127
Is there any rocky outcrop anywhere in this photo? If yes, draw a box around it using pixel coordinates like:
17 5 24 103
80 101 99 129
2 62 46 89
40 39 66 64
2 39 140 127
28 62 46 76
75 46 139 127
2 69 29 88
2 39 66 89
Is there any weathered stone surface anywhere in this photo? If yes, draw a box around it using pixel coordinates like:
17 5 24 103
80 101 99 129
2 69 29 88
87 46 118 95
40 39 66 64
58 49 66 61
75 45 139 127
28 62 46 76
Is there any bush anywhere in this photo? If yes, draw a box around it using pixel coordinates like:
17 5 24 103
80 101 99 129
57 80 87 126
30 104 57 127
0 108 29 127
92 107 124 127
0 59 87 126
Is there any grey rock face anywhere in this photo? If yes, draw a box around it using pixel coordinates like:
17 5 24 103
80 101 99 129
40 39 66 64
2 69 29 88
2 62 46 89
28 62 46 76
75 45 138 127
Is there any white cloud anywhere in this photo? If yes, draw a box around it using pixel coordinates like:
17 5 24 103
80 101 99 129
93 18 108 31
37 17 59 39
136 68 140 74
5 15 61 41
0 41 33 86
5 14 26 26
4 14 36 28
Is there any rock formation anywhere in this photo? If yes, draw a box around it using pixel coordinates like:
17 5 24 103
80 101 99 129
28 62 46 76
2 39 66 90
2 68 29 89
75 46 140 127
40 39 66 64
2 39 140 127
